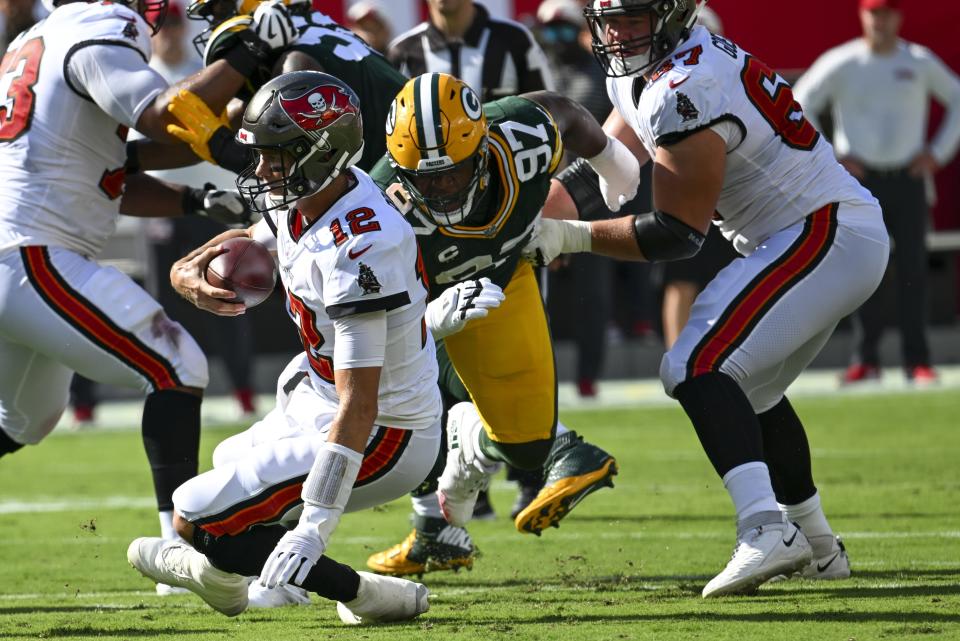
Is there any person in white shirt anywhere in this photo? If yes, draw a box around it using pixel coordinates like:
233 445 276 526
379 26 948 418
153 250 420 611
793 0 960 386
529 0 890 597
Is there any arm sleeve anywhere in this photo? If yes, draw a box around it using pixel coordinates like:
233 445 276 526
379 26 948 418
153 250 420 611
920 47 960 165
332 310 387 370
65 43 168 128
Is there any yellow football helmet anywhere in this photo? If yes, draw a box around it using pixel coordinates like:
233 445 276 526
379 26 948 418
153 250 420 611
386 73 490 226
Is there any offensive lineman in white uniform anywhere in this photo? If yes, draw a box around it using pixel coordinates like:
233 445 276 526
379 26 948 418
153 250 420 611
0 0 285 574
127 71 503 622
527 0 890 597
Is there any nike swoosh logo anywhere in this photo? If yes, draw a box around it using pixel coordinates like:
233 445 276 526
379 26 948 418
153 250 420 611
669 77 689 89
348 244 372 259
817 553 840 572
782 529 798 547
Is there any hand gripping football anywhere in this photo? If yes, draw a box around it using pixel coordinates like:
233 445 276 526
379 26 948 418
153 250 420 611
205 237 277 307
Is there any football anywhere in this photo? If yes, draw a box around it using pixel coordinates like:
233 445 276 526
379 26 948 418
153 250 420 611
205 237 277 307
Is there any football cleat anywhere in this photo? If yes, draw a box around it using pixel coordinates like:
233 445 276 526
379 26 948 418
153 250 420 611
702 515 813 598
839 363 881 385
336 571 430 625
514 431 617 535
246 581 312 608
155 582 190 596
366 516 475 577
127 537 248 616
437 403 501 527
800 535 851 580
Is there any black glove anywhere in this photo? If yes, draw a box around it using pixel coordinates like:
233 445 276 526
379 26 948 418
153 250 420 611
208 128 255 174
183 183 252 226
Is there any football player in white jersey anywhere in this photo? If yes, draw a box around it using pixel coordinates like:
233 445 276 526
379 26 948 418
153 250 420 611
0 0 293 587
526 0 890 597
126 71 503 622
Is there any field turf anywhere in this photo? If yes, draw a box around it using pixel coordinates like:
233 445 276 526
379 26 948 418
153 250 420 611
0 388 957 640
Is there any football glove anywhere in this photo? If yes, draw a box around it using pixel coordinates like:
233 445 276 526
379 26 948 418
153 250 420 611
167 90 229 165
167 90 253 173
585 135 641 212
521 216 592 267
425 277 505 339
183 182 252 226
259 506 328 589
252 0 298 51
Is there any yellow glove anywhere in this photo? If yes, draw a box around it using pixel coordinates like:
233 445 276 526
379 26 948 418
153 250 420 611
166 89 231 164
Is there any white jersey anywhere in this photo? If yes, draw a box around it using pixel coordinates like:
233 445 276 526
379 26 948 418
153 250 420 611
608 26 875 254
254 168 440 430
0 2 154 258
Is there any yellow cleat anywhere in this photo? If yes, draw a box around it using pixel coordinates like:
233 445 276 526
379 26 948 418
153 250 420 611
367 517 476 578
515 432 617 536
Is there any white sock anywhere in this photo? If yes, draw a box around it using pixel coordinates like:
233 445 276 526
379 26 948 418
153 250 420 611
412 493 444 519
555 421 569 436
722 462 780 523
158 510 179 541
780 492 835 554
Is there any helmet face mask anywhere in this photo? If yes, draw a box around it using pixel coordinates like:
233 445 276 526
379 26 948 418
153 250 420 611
585 0 704 77
235 71 365 215
386 73 489 227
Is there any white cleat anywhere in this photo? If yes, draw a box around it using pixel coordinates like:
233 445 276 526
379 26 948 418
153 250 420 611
127 537 248 616
336 571 430 625
155 583 190 596
800 535 850 580
437 402 500 527
702 516 812 598
247 581 312 608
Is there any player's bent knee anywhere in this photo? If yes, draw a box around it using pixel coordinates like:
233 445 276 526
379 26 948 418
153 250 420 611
659 350 689 398
163 324 209 390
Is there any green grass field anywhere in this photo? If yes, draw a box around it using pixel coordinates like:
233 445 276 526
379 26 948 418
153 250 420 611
1 388 958 640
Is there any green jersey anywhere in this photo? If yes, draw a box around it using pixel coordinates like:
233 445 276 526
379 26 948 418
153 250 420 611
371 95 564 299
290 11 407 171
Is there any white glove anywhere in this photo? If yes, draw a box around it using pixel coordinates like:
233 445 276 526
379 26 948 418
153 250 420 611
200 189 252 226
252 0 298 50
521 217 593 267
259 504 330 589
425 277 505 339
585 136 641 212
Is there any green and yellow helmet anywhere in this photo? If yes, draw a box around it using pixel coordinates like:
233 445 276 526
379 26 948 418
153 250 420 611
386 72 489 227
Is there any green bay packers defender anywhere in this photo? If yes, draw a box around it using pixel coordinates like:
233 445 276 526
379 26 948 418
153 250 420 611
365 72 640 577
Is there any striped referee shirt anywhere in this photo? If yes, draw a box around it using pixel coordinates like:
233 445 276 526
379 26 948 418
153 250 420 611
387 3 554 102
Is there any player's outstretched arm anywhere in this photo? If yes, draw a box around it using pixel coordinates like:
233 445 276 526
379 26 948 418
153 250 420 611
261 360 382 590
524 128 724 265
523 91 640 213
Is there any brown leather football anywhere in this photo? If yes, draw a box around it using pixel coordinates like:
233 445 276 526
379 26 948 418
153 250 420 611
205 237 277 307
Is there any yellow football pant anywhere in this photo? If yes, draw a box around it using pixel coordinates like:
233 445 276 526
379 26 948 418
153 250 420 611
442 261 557 444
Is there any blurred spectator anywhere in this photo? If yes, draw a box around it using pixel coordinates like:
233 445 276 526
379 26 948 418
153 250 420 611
655 6 738 349
794 0 960 385
387 0 553 101
346 0 391 55
0 0 42 53
144 2 258 416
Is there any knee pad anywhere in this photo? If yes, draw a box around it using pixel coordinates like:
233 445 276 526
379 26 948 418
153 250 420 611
659 350 686 398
